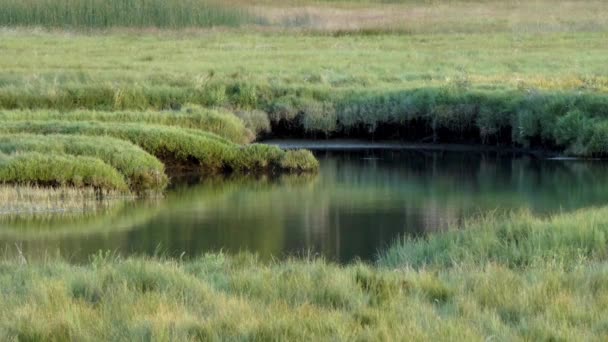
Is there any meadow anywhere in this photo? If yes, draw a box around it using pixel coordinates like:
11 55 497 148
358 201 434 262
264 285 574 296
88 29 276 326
0 0 607 340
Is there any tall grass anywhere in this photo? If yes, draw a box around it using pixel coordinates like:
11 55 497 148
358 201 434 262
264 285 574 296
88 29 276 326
3 83 608 155
4 205 608 341
378 207 608 269
0 0 255 28
0 107 255 144
0 134 167 192
0 151 128 192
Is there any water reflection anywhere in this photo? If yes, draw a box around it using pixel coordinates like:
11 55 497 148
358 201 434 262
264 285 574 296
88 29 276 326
2 149 608 263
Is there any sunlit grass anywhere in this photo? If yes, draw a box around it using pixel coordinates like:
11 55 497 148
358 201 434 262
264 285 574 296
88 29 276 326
0 134 168 192
0 106 257 144
4 206 608 340
0 151 129 192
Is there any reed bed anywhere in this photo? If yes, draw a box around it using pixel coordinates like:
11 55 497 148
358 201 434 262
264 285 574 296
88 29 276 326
0 0 255 28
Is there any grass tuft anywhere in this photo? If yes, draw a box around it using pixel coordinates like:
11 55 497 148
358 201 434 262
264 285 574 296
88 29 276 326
0 151 128 192
0 134 167 192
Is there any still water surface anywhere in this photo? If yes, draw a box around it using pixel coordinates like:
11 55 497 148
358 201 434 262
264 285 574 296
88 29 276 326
2 149 608 263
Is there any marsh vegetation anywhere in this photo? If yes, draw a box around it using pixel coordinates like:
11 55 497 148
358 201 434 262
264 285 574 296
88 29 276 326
0 0 607 340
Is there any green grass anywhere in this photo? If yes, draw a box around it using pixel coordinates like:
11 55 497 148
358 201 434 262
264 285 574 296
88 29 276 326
3 207 608 340
0 29 607 154
0 151 128 192
0 121 319 172
379 208 608 269
0 0 255 28
0 107 256 144
0 134 167 192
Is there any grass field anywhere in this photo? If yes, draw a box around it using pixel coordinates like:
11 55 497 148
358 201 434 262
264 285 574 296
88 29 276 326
1 0 607 340
2 208 608 340
1 23 607 153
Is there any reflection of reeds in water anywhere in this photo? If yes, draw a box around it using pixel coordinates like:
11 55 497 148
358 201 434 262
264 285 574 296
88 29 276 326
0 185 132 216
0 193 164 242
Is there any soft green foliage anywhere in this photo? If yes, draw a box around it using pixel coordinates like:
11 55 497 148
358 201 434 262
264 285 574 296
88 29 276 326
0 107 255 144
0 121 318 172
0 151 128 191
0 120 238 171
280 149 320 171
0 134 167 192
379 208 608 269
3 212 608 341
235 109 271 136
0 0 254 28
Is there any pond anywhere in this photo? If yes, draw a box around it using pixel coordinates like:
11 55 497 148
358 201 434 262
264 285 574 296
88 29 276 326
2 146 608 263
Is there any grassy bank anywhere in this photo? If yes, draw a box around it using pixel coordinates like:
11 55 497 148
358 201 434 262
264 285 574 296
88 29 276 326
0 134 168 192
2 207 608 340
0 151 128 192
0 121 317 172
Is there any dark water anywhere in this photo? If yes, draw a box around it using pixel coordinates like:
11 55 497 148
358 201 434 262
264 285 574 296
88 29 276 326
3 149 608 263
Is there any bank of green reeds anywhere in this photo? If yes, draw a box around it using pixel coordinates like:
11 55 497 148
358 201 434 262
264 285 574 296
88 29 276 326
0 107 256 144
4 84 608 155
3 206 608 340
0 151 128 192
0 134 167 192
0 121 318 172
0 0 254 28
